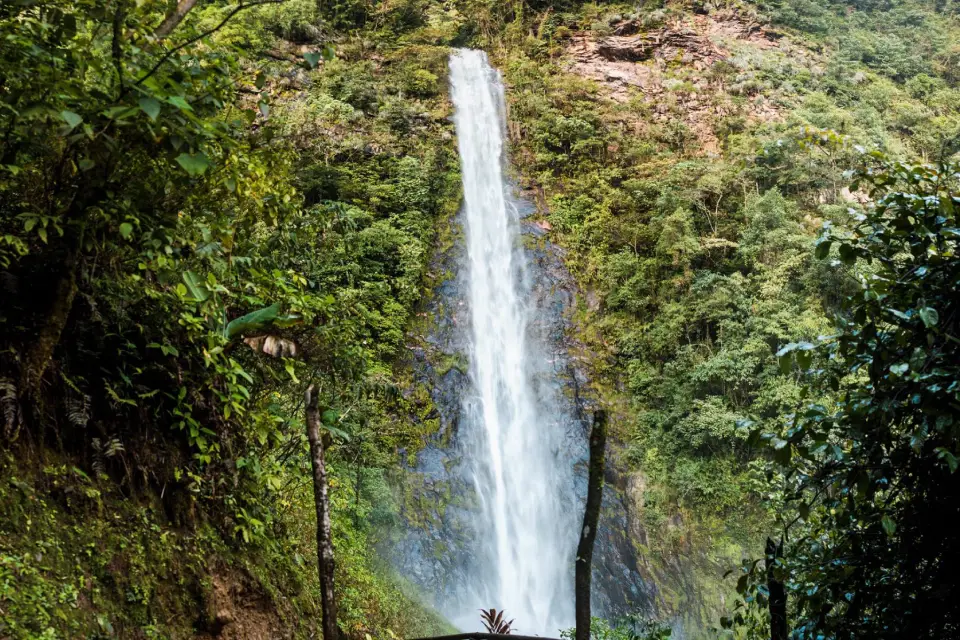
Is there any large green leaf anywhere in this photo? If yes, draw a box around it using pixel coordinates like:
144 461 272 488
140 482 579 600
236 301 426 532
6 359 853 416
60 110 82 131
881 515 897 537
273 313 303 328
919 306 939 328
225 303 281 339
175 152 210 176
182 270 210 302
138 97 161 121
166 95 193 111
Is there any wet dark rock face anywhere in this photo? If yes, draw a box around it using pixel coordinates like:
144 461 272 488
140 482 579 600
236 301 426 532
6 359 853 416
390 195 653 629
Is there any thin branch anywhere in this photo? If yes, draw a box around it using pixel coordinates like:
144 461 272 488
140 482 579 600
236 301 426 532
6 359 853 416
112 1 126 96
132 0 287 90
154 0 202 39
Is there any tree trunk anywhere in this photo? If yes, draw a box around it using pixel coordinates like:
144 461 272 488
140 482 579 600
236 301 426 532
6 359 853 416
19 247 79 404
575 409 608 640
766 537 787 640
112 0 126 91
305 384 338 640
154 0 201 38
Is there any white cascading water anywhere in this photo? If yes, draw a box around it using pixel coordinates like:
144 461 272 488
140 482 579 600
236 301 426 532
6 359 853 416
449 49 578 635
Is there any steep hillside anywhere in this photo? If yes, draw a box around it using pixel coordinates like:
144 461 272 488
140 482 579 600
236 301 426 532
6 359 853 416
2 1 463 637
2 0 959 638
482 0 960 629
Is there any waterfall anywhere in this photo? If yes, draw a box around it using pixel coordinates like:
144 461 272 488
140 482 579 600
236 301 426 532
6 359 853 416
448 49 579 635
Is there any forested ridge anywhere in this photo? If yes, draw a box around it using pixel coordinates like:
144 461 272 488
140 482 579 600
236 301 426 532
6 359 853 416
1 0 958 639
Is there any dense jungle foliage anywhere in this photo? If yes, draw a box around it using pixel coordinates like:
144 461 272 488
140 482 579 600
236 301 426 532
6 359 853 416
1 0 461 636
1 0 958 638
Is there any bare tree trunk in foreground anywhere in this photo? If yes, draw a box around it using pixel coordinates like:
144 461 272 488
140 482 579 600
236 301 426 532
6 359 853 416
306 384 338 640
576 409 608 640
766 537 787 640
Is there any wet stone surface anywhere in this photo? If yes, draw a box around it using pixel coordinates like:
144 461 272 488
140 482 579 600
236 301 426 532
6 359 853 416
389 193 653 629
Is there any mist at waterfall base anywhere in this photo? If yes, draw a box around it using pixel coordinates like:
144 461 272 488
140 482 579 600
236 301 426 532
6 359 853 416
445 49 580 634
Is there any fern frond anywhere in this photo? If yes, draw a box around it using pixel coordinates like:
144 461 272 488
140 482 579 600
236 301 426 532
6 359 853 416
66 394 91 427
105 438 124 457
0 377 20 440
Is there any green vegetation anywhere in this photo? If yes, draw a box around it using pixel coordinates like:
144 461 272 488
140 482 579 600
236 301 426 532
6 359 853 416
562 615 672 640
472 0 960 631
731 153 960 639
1 0 459 636
2 0 959 638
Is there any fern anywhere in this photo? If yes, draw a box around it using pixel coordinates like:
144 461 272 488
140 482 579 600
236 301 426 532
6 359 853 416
66 394 91 427
91 437 124 475
0 377 19 440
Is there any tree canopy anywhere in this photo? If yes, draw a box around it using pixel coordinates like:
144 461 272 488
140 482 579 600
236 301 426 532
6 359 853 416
731 152 960 639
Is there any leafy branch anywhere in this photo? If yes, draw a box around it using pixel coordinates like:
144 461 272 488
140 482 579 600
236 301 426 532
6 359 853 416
132 0 288 91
